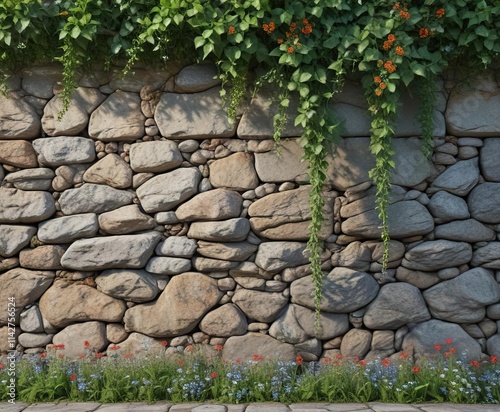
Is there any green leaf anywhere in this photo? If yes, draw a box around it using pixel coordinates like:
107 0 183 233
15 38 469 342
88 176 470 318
475 25 489 37
299 72 312 82
203 42 214 59
194 36 205 48
357 39 369 54
70 25 81 39
387 82 396 93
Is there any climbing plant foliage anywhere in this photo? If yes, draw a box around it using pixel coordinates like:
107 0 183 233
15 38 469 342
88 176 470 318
1 0 499 321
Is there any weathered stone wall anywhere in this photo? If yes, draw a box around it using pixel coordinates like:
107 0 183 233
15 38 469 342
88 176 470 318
1 62 500 363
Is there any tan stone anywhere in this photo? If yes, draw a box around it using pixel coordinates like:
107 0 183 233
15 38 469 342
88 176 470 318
209 152 259 190
52 321 108 358
19 245 66 270
232 289 288 323
83 153 133 189
175 189 242 221
98 205 155 235
0 141 38 168
222 333 295 362
340 329 372 359
0 92 41 139
199 304 248 337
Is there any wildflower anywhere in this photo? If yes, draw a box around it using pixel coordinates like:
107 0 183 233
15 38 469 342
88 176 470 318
302 24 312 35
277 38 284 44
322 357 331 364
228 26 235 35
336 354 343 360
436 8 445 18
235 359 242 363
358 360 367 366
449 347 457 354
419 28 429 38
0 364 3 370
296 355 304 365
399 9 410 19
396 46 404 56
400 352 409 360
381 358 391 367
39 352 47 359
185 345 193 352
262 23 269 32
444 351 451 358
434 344 442 351
302 18 309 24
393 3 400 10
161 340 168 346
210 371 217 379
131 380 139 386
296 42 301 48
290 22 297 31
177 359 185 366
109 344 120 350
470 360 480 368
412 365 421 373
379 82 387 90
383 41 392 50
383 60 396 73
95 352 104 359
70 374 77 381
387 34 396 43
287 46 294 53
84 341 90 348
445 338 453 344
491 355 498 364
285 31 292 38
214 344 223 351
375 89 383 96
78 354 85 359
58 10 69 16
58 354 64 359
263 22 275 34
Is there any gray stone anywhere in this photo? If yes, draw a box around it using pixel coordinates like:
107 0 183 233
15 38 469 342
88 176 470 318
192 257 238 272
391 139 432 187
106 332 166 358
89 91 145 141
124 272 223 337
174 63 221 93
199 303 248 336
0 92 41 139
4 168 55 191
331 242 372 272
98 205 155 235
59 183 134 215
0 268 54 323
468 183 500 224
254 140 308 182
487 334 500 357
145 257 191 275
222 333 296 362
52 163 88 191
61 232 161 270
156 88 236 138
136 168 201 213
237 86 302 139
395 267 440 289
83 153 133 189
38 213 98 243
18 332 54 348
427 191 470 222
109 65 174 92
188 218 250 242
52 321 107 358
364 283 431 329
32 136 95 166
402 319 481 362
291 267 379 313
21 65 62 99
0 225 36 257
340 186 406 219
175 189 242 221
341 201 434 239
423 268 500 323
155 236 197 258
96 269 159 302
209 152 259 190
129 141 183 173
402 240 472 271
429 158 480 196
446 76 500 136
0 188 55 223
232 289 288 323
197 241 257 261
294 304 349 340
249 186 333 241
340 329 372 359
472 242 500 269
39 281 126 328
19 245 66 270
269 305 309 344
0 140 38 168
20 305 44 333
480 138 500 181
255 242 309 273
435 219 495 242
42 87 105 136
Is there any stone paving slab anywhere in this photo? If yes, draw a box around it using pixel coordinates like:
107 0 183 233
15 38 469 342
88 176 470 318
245 403 291 412
95 403 172 411
0 404 29 412
191 406 227 412
22 403 101 411
369 403 423 411
417 404 500 412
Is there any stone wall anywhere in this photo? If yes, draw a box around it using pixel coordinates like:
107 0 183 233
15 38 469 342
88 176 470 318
1 62 500 363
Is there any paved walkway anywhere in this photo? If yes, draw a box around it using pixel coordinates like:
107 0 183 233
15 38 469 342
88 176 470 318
2 403 500 412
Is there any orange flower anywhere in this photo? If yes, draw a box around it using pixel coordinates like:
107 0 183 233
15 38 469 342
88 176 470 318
228 26 235 35
214 344 223 351
287 46 294 53
185 345 193 352
84 341 90 348
399 10 410 19
412 365 421 373
383 41 392 50
277 38 284 44
381 358 391 367
419 27 429 38
177 359 185 366
387 34 396 43
235 358 242 363
109 344 120 351
470 360 480 368
262 23 269 32
336 354 343 360
253 354 264 361
396 46 404 56
436 8 445 18
296 355 304 365
39 352 47 359
491 355 498 364
383 60 396 73
285 31 292 38
302 24 312 35
445 338 453 345
358 359 367 366
444 351 451 358
449 347 456 354
161 340 168 346
393 3 400 10
375 89 382 96
322 357 331 364
399 352 409 360
70 374 77 381
0 364 3 370
434 344 441 351
290 22 297 31
302 18 309 24
269 22 275 32
210 371 217 379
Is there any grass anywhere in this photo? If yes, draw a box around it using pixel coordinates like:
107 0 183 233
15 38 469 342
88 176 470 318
2 341 500 404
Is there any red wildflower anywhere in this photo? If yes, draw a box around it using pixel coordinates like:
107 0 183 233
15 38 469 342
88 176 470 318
253 354 264 361
109 344 120 351
449 347 457 354
322 357 331 364
358 360 367 367
434 344 441 351
69 374 77 381
0 364 4 369
419 27 429 38
95 352 104 359
235 358 242 363
302 18 309 24
436 8 445 18
161 340 168 346
214 344 223 351
228 26 235 35
78 354 86 359
296 355 304 365
400 352 409 360
185 345 193 352
445 338 453 345
290 22 297 31
302 24 312 35
399 9 410 19
470 360 480 368
491 355 498 364
387 34 396 43
381 358 391 367
39 352 47 359
177 359 185 366
383 41 392 50
210 371 217 379
84 341 90 348
412 365 421 373
444 351 451 358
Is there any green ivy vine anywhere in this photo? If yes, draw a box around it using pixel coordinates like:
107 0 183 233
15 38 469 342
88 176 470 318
0 0 499 320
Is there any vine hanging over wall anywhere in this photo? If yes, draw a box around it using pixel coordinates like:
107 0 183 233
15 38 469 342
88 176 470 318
1 0 499 319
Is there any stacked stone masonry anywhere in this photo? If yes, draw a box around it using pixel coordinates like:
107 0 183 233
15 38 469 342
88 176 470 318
1 62 500 364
